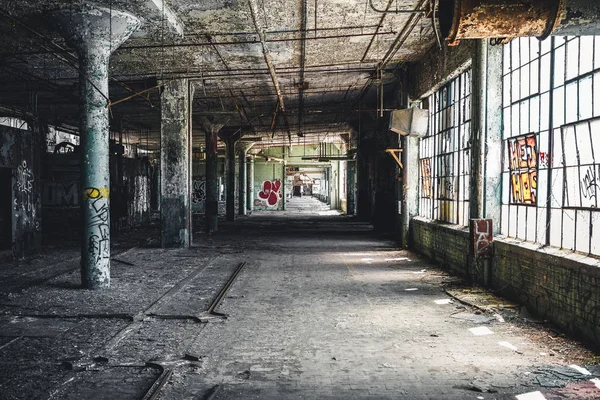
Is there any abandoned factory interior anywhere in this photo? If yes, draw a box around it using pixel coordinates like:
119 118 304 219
1 0 600 399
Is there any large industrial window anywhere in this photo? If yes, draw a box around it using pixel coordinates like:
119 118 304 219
502 36 600 257
419 70 471 226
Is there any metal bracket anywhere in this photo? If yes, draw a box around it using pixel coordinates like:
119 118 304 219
385 148 403 168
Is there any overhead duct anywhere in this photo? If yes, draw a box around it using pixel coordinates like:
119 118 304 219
388 109 429 137
439 0 600 46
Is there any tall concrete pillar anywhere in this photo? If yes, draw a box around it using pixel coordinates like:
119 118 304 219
225 138 237 221
483 43 503 235
205 127 219 233
346 160 357 215
469 40 486 220
400 135 420 248
50 5 140 289
247 155 254 212
237 143 254 216
160 79 191 248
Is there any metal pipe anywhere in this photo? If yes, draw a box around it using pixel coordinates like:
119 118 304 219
361 0 394 62
380 0 428 69
248 0 286 111
369 0 426 14
49 5 140 289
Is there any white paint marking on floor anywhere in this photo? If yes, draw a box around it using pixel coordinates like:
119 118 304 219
568 365 591 375
434 299 452 305
405 288 418 291
515 391 547 400
385 257 411 262
412 269 426 274
469 326 494 336
591 378 600 389
498 341 519 351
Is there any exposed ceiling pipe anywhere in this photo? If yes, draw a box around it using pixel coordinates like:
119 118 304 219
380 0 427 69
369 0 426 14
439 0 600 45
247 0 286 112
361 0 394 62
298 0 308 137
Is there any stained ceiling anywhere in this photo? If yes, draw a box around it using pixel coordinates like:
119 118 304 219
0 0 436 153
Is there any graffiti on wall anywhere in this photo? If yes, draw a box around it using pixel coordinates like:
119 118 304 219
84 187 110 263
420 158 432 198
192 179 206 204
471 219 493 258
257 179 282 206
15 160 33 194
580 165 599 206
507 134 537 204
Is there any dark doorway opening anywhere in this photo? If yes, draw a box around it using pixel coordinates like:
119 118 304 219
0 168 12 250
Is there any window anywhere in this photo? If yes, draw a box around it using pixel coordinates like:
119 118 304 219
419 70 471 226
502 36 600 257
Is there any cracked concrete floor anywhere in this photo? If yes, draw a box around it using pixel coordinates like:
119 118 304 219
0 200 598 399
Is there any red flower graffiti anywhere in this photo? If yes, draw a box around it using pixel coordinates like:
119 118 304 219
258 179 282 206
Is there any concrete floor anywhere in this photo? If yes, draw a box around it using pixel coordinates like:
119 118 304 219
0 197 598 399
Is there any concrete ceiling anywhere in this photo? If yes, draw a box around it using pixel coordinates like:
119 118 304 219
0 0 435 152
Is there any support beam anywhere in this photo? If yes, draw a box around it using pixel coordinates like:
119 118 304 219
205 126 219 233
400 135 419 248
145 0 184 36
238 143 254 216
247 155 255 213
160 79 191 248
346 160 357 215
469 40 486 220
225 137 238 221
50 5 140 289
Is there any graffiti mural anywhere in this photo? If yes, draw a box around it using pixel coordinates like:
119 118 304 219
257 179 282 206
420 158 432 198
192 179 206 204
507 134 537 204
15 160 33 194
84 187 110 263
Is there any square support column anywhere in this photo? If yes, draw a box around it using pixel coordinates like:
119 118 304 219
160 79 191 248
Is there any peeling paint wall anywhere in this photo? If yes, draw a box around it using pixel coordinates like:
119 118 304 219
0 125 41 258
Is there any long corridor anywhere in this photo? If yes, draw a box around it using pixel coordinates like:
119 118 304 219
0 213 597 399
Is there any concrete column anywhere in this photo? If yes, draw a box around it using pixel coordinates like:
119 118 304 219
400 135 420 248
160 79 191 248
238 147 247 215
247 155 254 212
225 138 237 221
50 5 140 289
483 43 503 235
469 40 486 220
346 160 357 215
205 127 219 232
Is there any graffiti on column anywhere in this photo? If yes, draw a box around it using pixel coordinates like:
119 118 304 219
15 160 33 194
84 187 110 263
192 179 206 204
420 158 432 198
471 219 493 259
257 179 282 206
507 134 537 204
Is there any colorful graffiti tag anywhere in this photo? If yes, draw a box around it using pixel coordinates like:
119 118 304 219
257 179 282 206
507 134 537 204
420 158 432 198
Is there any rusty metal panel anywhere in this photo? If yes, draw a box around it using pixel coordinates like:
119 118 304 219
471 218 493 258
440 0 562 46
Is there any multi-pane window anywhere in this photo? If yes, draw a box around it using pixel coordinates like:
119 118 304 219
419 70 471 226
502 36 600 257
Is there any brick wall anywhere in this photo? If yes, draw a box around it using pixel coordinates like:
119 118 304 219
494 238 600 344
411 217 600 344
411 217 471 278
